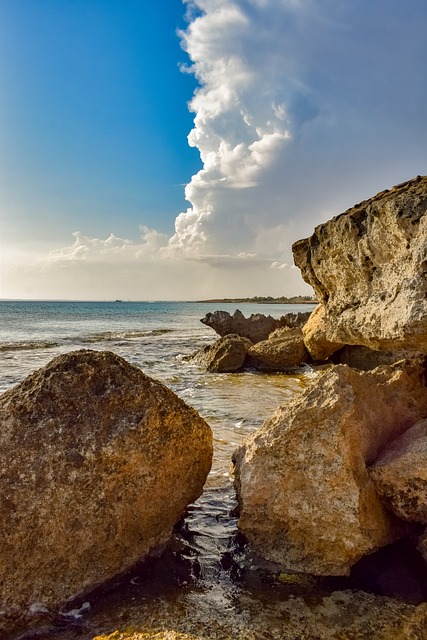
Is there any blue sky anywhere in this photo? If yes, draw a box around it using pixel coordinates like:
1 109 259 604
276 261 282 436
1 0 427 300
0 0 200 245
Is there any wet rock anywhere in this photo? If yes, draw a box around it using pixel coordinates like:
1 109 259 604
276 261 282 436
246 327 310 371
201 309 311 343
369 419 427 523
192 334 253 372
293 175 427 356
233 360 427 576
55 588 427 640
0 349 212 628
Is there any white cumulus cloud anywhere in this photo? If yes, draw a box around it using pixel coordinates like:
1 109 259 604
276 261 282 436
166 0 427 269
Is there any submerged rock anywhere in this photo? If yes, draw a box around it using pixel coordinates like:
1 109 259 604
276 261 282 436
246 327 310 371
369 419 427 523
57 588 427 640
0 349 212 628
233 360 427 576
293 175 427 357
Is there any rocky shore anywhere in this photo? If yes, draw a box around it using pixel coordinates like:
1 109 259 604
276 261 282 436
0 351 212 638
231 176 427 581
1 175 427 639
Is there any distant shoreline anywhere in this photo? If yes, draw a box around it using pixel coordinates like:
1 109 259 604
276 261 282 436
194 296 317 305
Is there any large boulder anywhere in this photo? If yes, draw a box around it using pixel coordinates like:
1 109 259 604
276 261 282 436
233 360 427 576
293 175 427 356
369 419 427 523
0 350 212 628
201 309 311 343
192 334 252 372
246 327 310 371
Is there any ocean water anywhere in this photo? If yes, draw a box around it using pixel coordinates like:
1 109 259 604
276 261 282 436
2 300 424 639
0 300 316 483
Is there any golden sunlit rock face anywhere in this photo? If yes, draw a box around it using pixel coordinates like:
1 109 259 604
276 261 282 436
234 360 427 576
293 175 427 357
0 350 212 623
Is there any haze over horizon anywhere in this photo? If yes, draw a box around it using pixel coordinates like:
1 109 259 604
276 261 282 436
1 0 426 301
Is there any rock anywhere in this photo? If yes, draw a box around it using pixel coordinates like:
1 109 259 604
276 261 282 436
418 528 427 563
336 345 413 370
369 419 427 523
233 360 427 576
201 309 311 343
0 350 212 626
301 304 344 361
192 334 252 372
60 589 427 640
246 327 310 371
293 175 427 356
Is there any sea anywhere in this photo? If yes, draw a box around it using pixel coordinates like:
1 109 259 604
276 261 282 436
1 300 425 639
0 299 316 492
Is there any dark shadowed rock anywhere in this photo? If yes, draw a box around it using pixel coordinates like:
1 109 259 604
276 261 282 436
0 349 212 631
201 309 311 343
336 345 413 370
369 419 427 523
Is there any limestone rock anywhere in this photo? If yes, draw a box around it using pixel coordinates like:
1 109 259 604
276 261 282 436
192 334 252 372
201 309 311 343
302 304 344 361
246 327 310 371
369 419 427 523
233 360 427 575
0 350 212 624
293 175 427 355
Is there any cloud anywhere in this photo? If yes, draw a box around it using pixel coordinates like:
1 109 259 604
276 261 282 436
2 228 306 300
45 227 169 264
167 0 427 267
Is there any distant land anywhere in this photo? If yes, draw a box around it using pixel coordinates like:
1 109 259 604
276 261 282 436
195 295 317 304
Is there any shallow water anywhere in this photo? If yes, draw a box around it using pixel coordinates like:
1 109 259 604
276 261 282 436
2 301 426 639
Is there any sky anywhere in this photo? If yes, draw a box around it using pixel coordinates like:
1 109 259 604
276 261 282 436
1 0 426 301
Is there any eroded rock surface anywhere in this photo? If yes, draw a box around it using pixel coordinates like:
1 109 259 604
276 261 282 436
293 175 427 356
201 309 311 343
191 334 252 372
369 419 427 523
246 327 310 371
233 360 427 576
301 304 344 361
0 350 212 626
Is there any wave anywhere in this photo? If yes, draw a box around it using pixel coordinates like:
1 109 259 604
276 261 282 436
0 340 60 353
78 328 175 343
0 329 175 354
